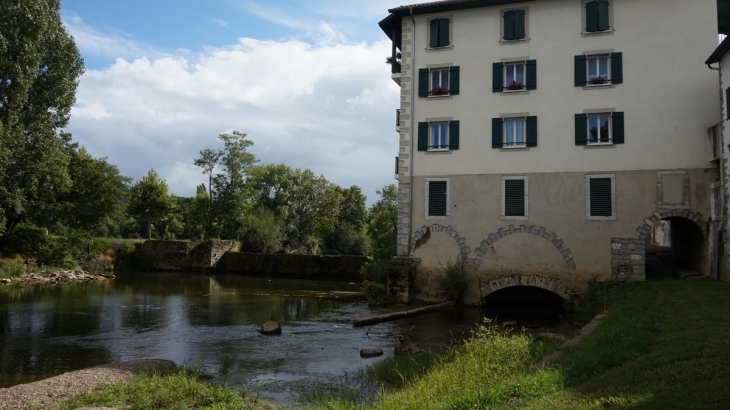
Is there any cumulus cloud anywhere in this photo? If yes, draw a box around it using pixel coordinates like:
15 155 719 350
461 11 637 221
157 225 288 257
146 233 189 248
67 36 400 202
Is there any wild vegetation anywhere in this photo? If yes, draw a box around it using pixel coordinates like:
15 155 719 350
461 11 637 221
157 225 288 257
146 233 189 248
0 2 398 270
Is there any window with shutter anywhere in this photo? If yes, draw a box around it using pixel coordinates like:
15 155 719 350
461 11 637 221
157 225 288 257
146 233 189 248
726 88 730 120
587 176 615 219
429 17 450 48
501 8 528 42
426 179 450 218
502 177 528 220
584 0 611 34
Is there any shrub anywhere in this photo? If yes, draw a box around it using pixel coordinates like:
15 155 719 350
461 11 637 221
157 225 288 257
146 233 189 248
5 224 49 255
361 280 387 306
436 255 470 303
323 224 371 255
237 207 283 253
575 277 604 321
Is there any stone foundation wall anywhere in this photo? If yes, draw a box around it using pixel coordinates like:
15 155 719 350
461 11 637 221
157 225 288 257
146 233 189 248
610 238 646 280
136 240 240 271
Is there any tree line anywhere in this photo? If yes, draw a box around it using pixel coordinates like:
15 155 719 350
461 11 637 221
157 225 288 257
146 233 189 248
0 0 396 264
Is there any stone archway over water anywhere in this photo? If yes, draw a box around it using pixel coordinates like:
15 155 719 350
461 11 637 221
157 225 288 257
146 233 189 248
479 274 571 300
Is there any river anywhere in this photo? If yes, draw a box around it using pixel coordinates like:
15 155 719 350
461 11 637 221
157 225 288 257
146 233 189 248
0 272 486 403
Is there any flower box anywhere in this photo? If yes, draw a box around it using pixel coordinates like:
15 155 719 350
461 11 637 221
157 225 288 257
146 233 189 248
591 76 606 85
506 81 524 91
429 86 450 96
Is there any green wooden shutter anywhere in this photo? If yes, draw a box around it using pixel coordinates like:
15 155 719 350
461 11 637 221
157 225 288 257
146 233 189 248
589 178 613 217
526 116 537 147
526 60 537 90
492 118 504 148
575 55 587 87
428 181 448 216
514 9 526 39
418 68 429 97
449 66 460 95
575 114 588 145
585 1 599 32
504 179 525 217
449 121 460 150
430 19 439 48
612 112 624 144
439 18 450 47
418 122 428 151
493 62 504 92
610 52 623 84
503 10 515 41
598 0 610 31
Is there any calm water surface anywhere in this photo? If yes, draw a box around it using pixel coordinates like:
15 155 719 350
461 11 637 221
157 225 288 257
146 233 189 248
0 272 484 402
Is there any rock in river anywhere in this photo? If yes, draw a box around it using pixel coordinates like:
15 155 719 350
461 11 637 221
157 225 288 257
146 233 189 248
359 347 384 358
259 321 282 335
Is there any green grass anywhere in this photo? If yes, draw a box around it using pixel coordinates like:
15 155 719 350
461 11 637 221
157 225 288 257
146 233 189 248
58 369 274 410
317 280 730 410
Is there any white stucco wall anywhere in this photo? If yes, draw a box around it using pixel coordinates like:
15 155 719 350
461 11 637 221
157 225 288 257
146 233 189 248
405 0 719 177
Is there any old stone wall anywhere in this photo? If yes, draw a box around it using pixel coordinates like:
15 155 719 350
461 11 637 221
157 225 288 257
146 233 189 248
136 240 240 271
217 253 366 281
610 238 646 281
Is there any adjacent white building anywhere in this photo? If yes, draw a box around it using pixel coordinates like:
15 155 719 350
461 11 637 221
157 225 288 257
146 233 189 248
380 0 722 304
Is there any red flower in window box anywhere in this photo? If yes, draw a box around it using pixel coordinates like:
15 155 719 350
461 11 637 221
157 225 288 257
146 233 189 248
591 76 606 85
507 80 524 90
429 86 450 96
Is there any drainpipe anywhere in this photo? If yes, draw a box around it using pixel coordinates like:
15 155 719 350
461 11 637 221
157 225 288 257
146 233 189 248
707 63 720 71
408 7 416 256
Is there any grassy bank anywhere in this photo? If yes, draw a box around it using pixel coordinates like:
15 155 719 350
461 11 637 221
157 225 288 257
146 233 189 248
318 280 730 409
56 280 730 409
58 370 274 410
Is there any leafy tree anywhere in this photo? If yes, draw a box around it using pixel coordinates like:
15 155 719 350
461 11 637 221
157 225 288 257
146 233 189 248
337 186 368 231
183 184 209 240
127 169 179 239
210 131 258 237
236 207 284 253
193 149 222 237
0 0 85 240
59 146 131 234
368 184 398 260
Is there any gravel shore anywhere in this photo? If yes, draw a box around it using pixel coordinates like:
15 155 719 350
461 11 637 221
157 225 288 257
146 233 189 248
0 359 176 410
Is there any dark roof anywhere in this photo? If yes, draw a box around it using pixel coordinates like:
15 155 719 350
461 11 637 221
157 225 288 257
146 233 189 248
706 35 730 65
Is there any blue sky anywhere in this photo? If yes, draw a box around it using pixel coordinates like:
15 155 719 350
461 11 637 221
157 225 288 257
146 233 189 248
59 0 402 202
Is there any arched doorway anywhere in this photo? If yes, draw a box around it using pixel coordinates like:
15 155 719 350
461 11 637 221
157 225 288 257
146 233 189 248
644 216 705 279
482 286 565 321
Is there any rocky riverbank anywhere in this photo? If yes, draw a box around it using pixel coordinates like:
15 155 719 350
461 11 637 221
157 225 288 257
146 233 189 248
0 269 114 285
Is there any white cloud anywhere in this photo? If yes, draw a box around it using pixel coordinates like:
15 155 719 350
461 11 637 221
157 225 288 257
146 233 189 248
67 36 400 203
62 13 163 61
211 18 231 28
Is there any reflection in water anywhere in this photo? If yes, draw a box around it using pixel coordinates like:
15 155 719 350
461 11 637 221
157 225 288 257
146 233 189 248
0 272 483 402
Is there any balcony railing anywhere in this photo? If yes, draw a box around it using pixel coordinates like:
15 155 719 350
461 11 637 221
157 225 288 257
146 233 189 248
390 60 401 74
396 109 401 129
394 156 399 175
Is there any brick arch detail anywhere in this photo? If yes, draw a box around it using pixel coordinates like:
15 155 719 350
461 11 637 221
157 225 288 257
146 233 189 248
479 274 571 300
473 225 576 270
411 224 470 258
635 210 704 241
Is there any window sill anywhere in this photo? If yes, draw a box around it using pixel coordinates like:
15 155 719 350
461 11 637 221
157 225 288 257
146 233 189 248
501 215 528 221
426 95 453 100
500 90 530 96
582 83 615 90
426 215 450 220
499 38 530 45
584 144 615 149
426 45 453 52
586 215 617 221
581 29 615 37
499 147 529 152
425 150 452 155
